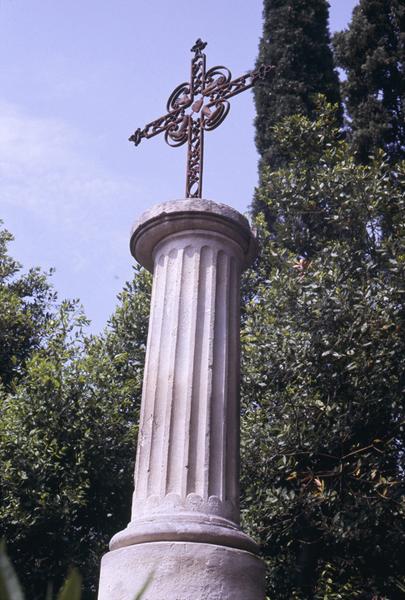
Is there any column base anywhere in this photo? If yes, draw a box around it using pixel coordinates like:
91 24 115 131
98 541 265 600
109 512 259 555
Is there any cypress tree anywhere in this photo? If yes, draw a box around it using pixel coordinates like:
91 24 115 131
253 0 341 172
334 0 405 164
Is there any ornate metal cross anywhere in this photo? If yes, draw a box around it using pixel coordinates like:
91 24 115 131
129 39 272 198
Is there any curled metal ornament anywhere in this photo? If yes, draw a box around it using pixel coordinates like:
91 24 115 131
204 66 232 95
166 82 192 113
255 64 274 80
203 100 230 131
165 114 189 147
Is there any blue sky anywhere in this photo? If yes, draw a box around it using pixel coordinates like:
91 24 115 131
0 0 358 332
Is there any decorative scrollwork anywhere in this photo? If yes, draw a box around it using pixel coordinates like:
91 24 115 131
206 72 252 106
166 82 192 113
191 53 206 95
255 64 274 80
129 38 274 199
165 114 189 147
204 66 232 95
203 100 230 132
129 108 184 145
186 119 203 197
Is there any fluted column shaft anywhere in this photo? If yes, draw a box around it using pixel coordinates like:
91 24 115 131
133 234 241 523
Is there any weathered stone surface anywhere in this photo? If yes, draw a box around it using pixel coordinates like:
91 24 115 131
98 542 265 600
130 198 257 272
98 199 265 599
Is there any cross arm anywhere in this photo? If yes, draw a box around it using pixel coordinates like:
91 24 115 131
205 64 274 107
129 107 187 147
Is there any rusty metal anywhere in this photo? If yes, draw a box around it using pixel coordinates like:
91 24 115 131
129 39 273 198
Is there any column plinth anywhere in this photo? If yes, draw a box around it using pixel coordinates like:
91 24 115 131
98 199 265 600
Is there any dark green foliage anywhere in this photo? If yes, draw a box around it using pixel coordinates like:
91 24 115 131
0 258 151 598
253 0 341 172
241 103 405 598
0 225 56 392
334 0 405 164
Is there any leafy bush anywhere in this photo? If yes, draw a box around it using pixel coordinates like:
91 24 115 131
0 264 151 597
241 101 405 598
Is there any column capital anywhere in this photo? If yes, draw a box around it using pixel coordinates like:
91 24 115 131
130 198 257 272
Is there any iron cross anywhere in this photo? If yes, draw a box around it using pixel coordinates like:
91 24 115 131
129 39 273 198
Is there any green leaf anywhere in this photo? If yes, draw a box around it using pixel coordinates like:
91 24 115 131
132 572 154 600
56 569 81 600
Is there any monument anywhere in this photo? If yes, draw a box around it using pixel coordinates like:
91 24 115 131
98 40 270 600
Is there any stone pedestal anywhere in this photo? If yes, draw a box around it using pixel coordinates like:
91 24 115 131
98 199 265 600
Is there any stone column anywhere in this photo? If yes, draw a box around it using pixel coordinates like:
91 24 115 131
98 199 265 600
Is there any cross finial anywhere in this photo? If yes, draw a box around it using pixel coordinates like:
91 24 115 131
129 41 273 198
191 38 207 56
